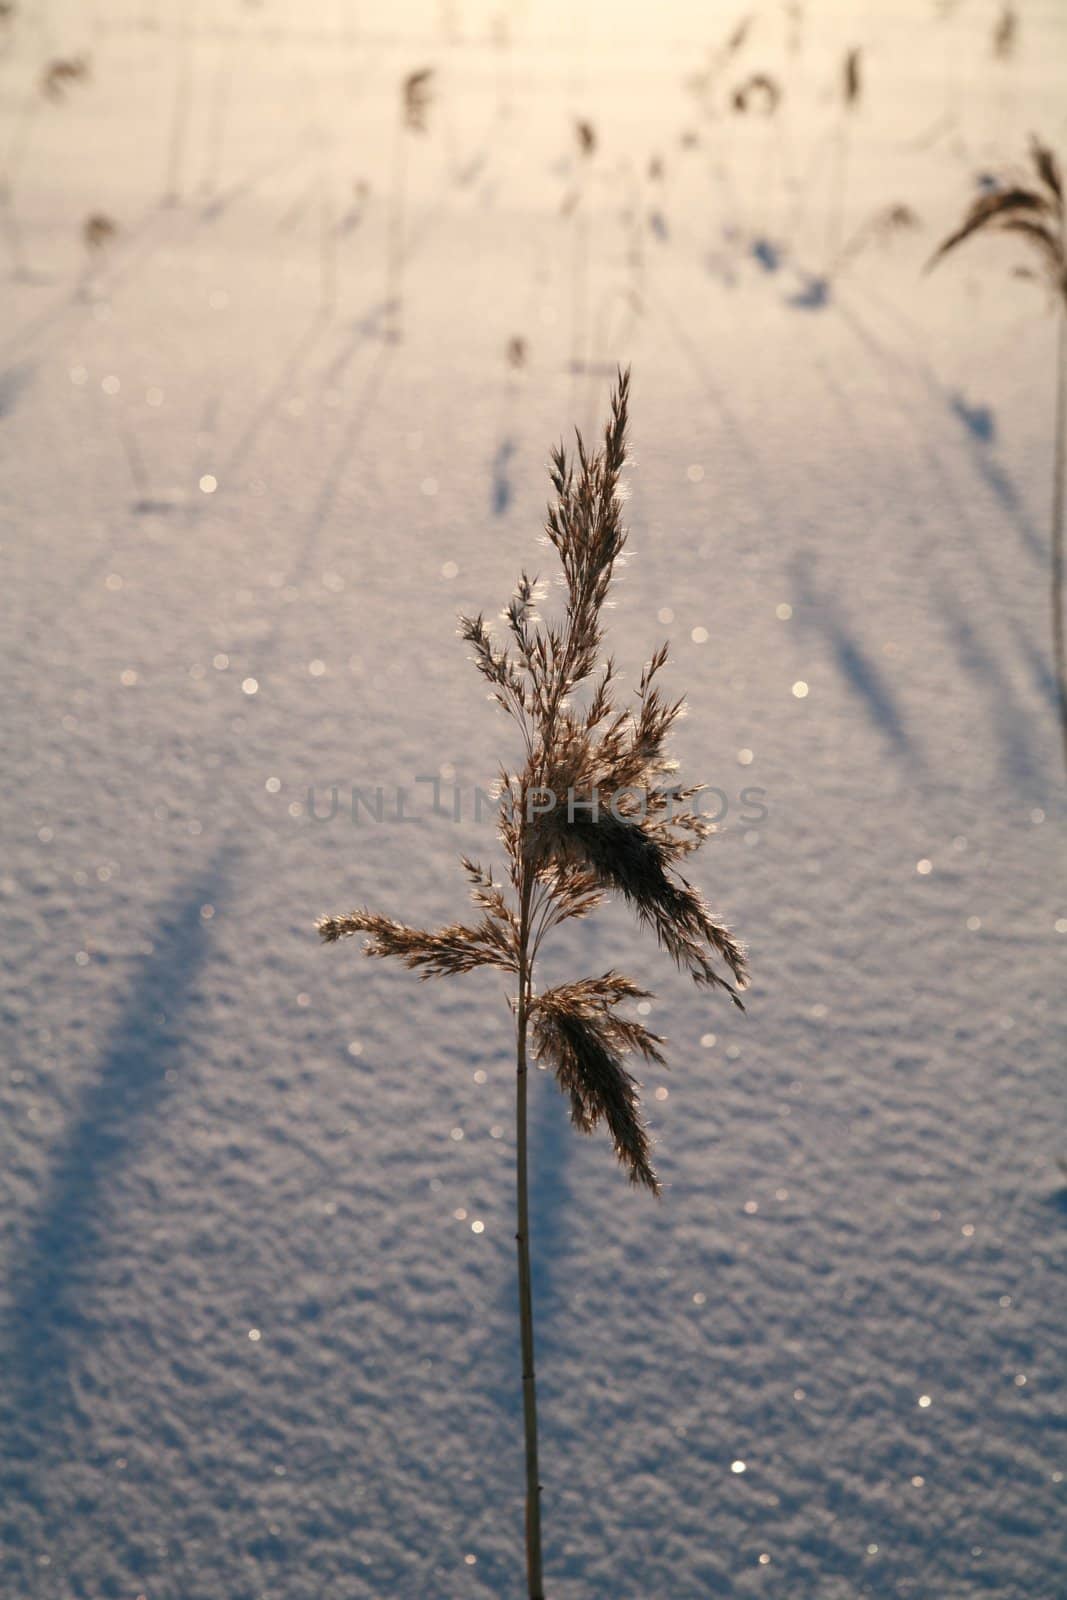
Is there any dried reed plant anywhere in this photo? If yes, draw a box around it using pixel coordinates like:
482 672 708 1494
993 4 1018 61
386 68 435 340
683 16 752 236
318 165 337 316
730 70 786 240
339 177 370 235
162 0 195 205
40 56 90 100
0 53 91 278
83 212 116 250
784 1 804 57
574 118 596 158
490 9 514 122
618 156 648 304
564 118 597 391
730 71 781 116
829 200 918 278
990 4 1020 143
825 47 863 267
318 373 748 1596
685 14 752 114
199 24 238 199
928 138 1067 778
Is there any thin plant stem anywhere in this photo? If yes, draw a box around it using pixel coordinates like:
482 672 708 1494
1 84 41 278
120 424 149 504
825 117 849 271
3 83 41 191
0 188 26 278
583 287 637 438
569 202 589 410
785 127 831 256
320 167 337 315
163 0 195 205
514 865 544 1599
200 27 236 198
926 133 1067 776
386 114 406 341
1052 305 1067 779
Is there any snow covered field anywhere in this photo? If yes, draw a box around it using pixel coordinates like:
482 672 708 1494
1 2 1065 1596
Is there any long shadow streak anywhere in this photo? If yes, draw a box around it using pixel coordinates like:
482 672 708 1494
825 291 1061 727
837 283 1047 570
788 555 925 773
3 850 232 1427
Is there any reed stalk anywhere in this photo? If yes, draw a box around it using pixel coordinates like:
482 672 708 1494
318 373 748 1592
928 136 1067 778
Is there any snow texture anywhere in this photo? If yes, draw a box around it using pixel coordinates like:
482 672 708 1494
1 1 1065 1596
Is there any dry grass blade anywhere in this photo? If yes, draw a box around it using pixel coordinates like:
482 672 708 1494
926 187 1053 272
927 139 1065 293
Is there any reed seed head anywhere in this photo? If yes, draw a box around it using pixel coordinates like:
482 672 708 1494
319 372 747 1189
927 137 1067 305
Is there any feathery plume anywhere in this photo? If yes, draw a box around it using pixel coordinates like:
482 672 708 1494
926 139 1065 295
403 67 435 133
532 977 665 1191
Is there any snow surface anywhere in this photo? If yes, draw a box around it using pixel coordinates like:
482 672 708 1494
1 1 1065 1596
